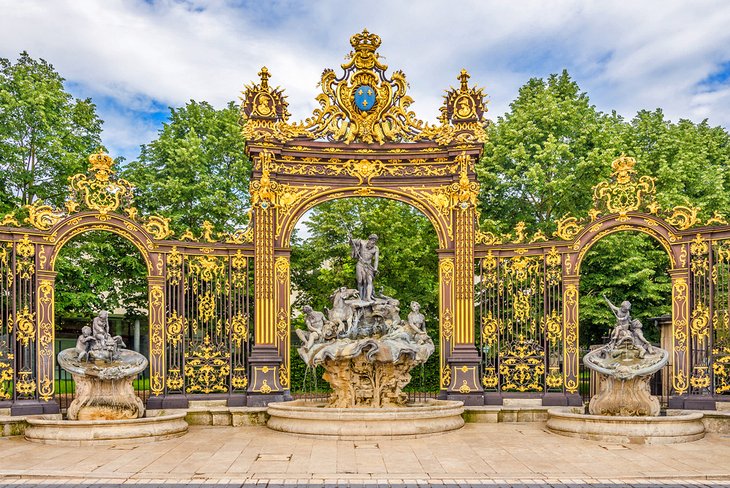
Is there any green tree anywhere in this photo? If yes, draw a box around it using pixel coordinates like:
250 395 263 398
290 198 441 391
55 231 148 321
477 70 623 234
618 109 730 218
122 101 250 235
0 51 102 214
578 232 671 347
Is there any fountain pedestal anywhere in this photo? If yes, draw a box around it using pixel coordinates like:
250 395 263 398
58 349 147 420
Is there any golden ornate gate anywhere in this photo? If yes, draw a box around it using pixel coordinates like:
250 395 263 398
1 30 728 413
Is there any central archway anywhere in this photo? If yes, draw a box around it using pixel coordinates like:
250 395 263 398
287 196 442 398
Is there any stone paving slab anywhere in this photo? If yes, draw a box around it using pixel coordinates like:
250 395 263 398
0 423 728 485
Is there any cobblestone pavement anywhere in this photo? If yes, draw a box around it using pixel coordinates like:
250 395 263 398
0 481 729 487
0 423 728 487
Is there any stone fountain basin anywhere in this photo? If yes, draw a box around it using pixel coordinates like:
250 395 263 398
24 411 188 446
546 409 705 444
267 399 464 438
58 349 148 379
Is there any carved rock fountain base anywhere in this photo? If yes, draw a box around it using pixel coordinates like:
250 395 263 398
546 409 705 444
588 374 660 416
267 399 464 438
68 373 145 420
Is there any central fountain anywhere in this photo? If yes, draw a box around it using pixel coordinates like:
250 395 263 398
547 296 705 444
267 233 464 437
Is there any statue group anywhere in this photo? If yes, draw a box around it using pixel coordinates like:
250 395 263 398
75 310 126 362
583 295 669 416
296 234 435 408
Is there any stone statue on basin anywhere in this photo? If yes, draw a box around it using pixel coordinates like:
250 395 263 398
58 310 148 420
296 234 435 408
583 296 669 416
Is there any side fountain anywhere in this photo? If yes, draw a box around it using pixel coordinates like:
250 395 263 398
25 311 187 445
267 234 464 438
547 296 705 444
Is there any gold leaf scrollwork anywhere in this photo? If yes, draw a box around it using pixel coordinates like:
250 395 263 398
166 311 187 345
231 368 249 390
0 342 14 400
15 370 36 397
230 313 249 346
542 310 563 346
15 235 35 279
143 215 173 240
480 311 500 346
689 303 710 344
481 367 499 389
553 214 582 241
666 205 700 230
9 306 36 347
441 365 452 389
690 366 711 390
184 335 230 394
24 202 63 230
166 369 184 391
499 336 545 392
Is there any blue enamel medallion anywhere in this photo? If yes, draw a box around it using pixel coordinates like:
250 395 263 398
354 85 376 111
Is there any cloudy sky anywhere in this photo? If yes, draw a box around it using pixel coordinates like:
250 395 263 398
1 0 729 162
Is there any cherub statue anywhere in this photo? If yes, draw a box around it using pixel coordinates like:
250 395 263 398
75 326 96 361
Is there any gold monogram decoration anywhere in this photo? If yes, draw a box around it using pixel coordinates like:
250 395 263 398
419 69 488 145
241 67 305 142
68 151 134 215
593 156 655 217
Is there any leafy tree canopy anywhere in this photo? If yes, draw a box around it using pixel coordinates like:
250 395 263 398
0 51 102 214
55 231 148 321
122 100 250 235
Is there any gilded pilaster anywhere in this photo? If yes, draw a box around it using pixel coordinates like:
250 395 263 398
670 268 690 395
274 254 291 390
562 277 579 394
35 271 56 403
148 277 165 396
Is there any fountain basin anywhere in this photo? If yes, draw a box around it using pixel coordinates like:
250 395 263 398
267 399 464 438
24 411 188 446
546 409 705 444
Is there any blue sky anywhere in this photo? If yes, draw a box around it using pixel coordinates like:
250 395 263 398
2 0 730 163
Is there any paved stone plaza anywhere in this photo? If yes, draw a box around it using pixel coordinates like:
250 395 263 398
0 423 728 487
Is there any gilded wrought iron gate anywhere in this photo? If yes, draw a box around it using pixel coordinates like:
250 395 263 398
475 155 730 408
1 30 729 415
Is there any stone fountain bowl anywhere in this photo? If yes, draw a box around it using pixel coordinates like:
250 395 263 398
58 348 148 380
583 346 669 379
24 411 188 446
546 409 705 445
267 398 464 439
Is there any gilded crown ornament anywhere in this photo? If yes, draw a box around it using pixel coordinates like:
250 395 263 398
593 155 656 218
239 29 488 146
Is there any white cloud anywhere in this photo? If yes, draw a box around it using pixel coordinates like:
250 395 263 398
1 0 729 161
